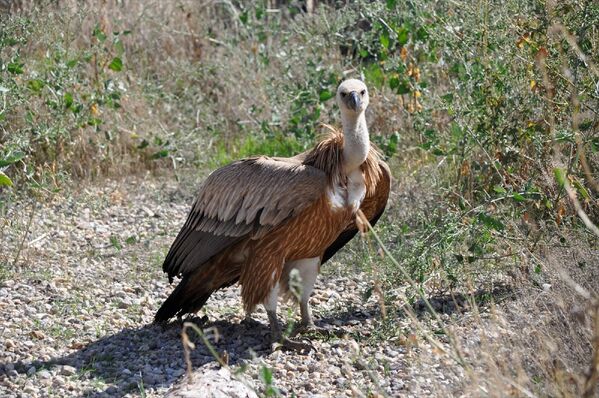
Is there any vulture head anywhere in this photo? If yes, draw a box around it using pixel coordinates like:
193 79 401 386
337 79 369 115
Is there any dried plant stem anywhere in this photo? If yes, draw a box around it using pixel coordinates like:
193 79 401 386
563 180 599 237
583 302 599 398
536 21 599 398
180 321 259 393
12 201 36 268
181 322 227 383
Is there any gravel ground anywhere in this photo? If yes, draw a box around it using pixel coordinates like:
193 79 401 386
1 174 595 397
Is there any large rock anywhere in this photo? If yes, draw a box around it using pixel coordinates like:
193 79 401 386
166 366 257 398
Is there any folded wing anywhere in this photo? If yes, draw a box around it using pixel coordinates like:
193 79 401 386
163 156 328 281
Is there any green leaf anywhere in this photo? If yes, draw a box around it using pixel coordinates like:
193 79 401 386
385 132 399 156
108 57 123 72
441 93 453 104
362 286 374 301
493 185 507 194
0 151 25 167
255 6 264 20
512 192 526 202
109 235 122 251
380 31 390 49
478 212 505 231
396 81 411 94
260 366 273 385
419 141 432 150
66 59 78 68
416 26 429 41
396 27 409 46
450 122 462 140
364 63 385 89
93 24 107 42
572 179 591 200
125 236 137 244
27 79 44 93
88 118 103 126
64 92 74 109
386 0 397 8
319 89 334 102
553 168 566 188
239 11 249 24
151 149 169 159
0 171 13 187
7 62 24 74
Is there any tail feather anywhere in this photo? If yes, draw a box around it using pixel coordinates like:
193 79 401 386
154 276 212 323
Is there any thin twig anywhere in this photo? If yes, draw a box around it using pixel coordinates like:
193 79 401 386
12 201 36 267
583 302 599 398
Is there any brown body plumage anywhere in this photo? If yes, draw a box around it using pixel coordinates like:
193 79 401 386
155 79 390 350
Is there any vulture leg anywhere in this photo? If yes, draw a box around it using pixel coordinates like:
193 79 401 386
283 257 320 328
264 281 313 353
293 257 328 334
288 257 345 337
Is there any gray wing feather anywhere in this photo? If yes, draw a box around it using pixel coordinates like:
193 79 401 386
163 156 327 280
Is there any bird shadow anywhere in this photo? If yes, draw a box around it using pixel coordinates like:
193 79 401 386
0 316 273 397
313 283 515 331
0 284 512 396
411 283 514 316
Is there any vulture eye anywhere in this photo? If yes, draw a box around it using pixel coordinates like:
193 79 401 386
360 90 366 95
341 92 347 97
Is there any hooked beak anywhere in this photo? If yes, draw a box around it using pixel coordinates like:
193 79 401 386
347 91 361 111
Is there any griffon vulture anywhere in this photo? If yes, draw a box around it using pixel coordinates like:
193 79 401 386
155 79 391 351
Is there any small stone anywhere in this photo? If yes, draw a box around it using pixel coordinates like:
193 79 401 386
38 370 52 379
27 366 36 376
335 377 347 386
60 365 77 376
30 330 46 340
172 368 185 378
5 339 15 349
354 359 368 370
143 373 158 385
23 383 36 394
40 377 53 386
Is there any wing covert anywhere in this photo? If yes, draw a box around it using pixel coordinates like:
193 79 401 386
163 156 328 280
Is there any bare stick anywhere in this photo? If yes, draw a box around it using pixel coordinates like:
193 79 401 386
12 202 36 268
